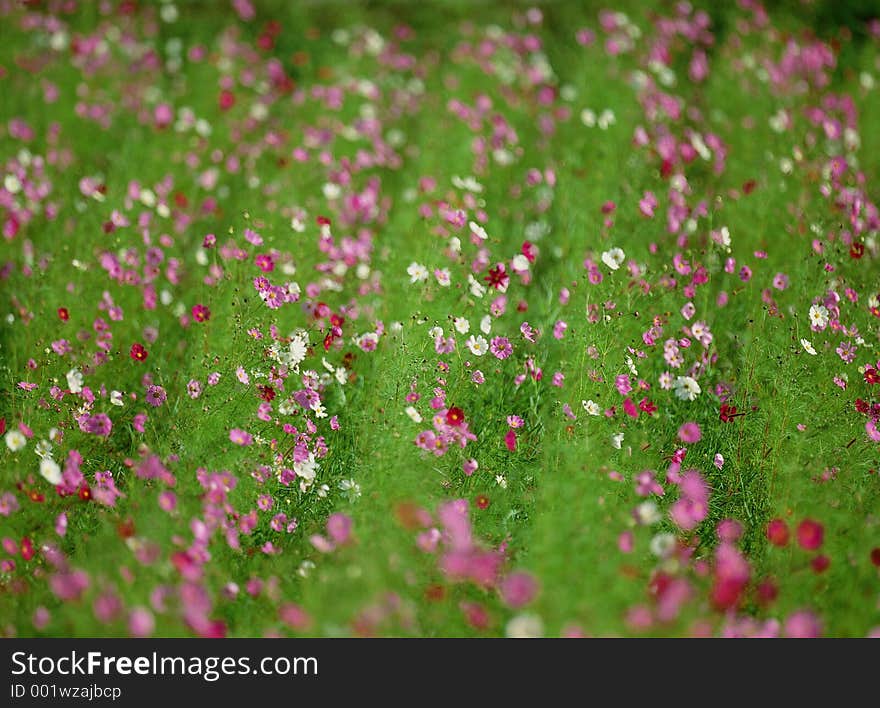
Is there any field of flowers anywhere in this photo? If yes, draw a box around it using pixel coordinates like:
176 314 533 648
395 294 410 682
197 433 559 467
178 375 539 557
1 0 879 638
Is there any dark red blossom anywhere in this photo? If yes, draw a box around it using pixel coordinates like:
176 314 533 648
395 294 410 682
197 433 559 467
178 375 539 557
445 407 465 426
258 385 276 402
484 265 508 290
720 403 739 422
57 307 69 321
130 343 148 362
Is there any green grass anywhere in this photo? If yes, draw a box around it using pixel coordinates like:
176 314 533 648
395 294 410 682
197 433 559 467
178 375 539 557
0 0 879 637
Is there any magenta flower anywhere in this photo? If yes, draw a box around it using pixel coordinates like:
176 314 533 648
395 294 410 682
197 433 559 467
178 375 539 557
490 336 512 359
145 385 167 407
79 413 112 437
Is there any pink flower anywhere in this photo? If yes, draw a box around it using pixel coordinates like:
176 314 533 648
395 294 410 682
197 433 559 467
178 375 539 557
145 385 167 407
490 337 512 359
784 610 822 638
500 572 538 608
504 429 517 452
326 513 353 546
677 421 701 444
129 607 155 637
638 191 658 217
229 428 253 446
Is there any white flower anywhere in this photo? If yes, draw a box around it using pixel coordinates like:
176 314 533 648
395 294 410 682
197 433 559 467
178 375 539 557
465 335 488 356
495 474 507 489
453 317 470 335
480 315 492 335
511 254 530 272
625 356 638 376
635 501 661 525
601 247 625 271
809 304 829 330
468 274 487 299
288 334 308 368
66 368 83 394
428 326 444 339
339 478 361 501
294 453 318 485
34 440 52 458
5 430 26 452
405 406 422 423
39 457 62 485
406 262 429 283
611 432 625 449
801 338 817 355
434 268 451 287
4 174 21 194
582 400 601 416
469 221 488 240
650 533 676 558
673 376 701 401
506 613 544 638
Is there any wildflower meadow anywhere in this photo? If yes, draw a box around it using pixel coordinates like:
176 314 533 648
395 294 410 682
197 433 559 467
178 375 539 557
1 0 880 639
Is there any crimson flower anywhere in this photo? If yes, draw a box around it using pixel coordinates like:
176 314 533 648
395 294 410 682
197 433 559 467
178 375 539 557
130 343 148 362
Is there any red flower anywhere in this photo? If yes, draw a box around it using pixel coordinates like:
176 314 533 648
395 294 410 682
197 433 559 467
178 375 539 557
57 307 69 321
864 367 880 385
766 518 789 547
218 90 235 111
130 343 148 362
20 537 35 562
720 403 738 422
445 407 465 427
258 385 276 402
78 484 92 502
191 304 211 322
475 494 490 510
638 398 657 415
796 519 824 551
755 579 778 605
855 398 869 414
484 265 509 290
811 555 830 573
871 548 880 567
504 428 517 452
850 242 864 259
